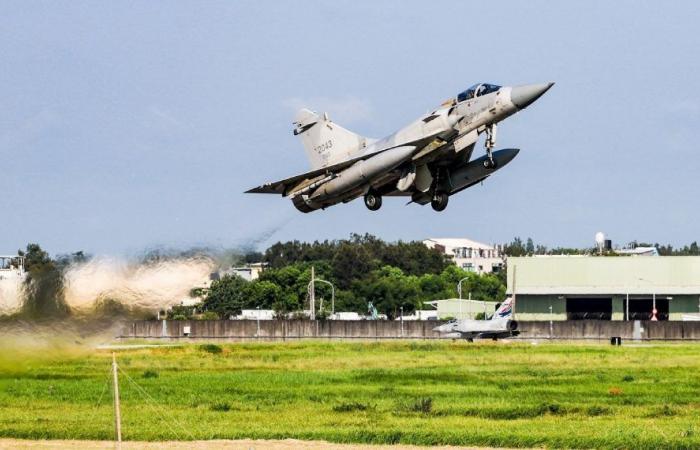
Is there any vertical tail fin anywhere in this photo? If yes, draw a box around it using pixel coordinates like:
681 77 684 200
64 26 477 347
492 297 514 320
293 109 369 170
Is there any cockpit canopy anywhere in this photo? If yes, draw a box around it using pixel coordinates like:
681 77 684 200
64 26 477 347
457 83 501 102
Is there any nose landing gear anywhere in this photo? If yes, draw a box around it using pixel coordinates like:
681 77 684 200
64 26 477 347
483 124 498 169
364 192 382 211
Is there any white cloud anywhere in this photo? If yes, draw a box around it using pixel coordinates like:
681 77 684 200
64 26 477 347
282 95 373 124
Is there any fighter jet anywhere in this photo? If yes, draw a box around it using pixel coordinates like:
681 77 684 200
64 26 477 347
433 297 519 342
246 82 553 212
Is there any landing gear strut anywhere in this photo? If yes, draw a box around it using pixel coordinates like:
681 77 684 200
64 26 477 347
364 192 382 211
483 124 498 169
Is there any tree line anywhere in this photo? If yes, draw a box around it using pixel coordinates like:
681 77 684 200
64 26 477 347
8 235 700 321
197 261 505 320
193 234 505 320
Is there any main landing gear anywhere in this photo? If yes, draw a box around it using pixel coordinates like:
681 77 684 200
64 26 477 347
483 124 498 169
431 191 449 212
364 192 382 211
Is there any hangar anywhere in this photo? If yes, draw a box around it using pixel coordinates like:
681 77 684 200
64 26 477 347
507 256 700 321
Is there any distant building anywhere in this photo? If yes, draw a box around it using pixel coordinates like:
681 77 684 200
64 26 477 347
396 310 439 321
616 246 659 257
423 238 503 274
0 255 25 313
235 309 275 320
213 262 266 282
330 312 362 320
508 256 700 321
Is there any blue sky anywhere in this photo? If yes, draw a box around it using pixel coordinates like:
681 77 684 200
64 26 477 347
2 1 699 255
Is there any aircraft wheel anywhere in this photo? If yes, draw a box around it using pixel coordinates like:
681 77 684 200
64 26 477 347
364 192 382 211
483 158 498 169
467 338 474 343
431 192 449 212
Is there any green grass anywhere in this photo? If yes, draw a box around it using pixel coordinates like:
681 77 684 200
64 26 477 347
1 341 700 448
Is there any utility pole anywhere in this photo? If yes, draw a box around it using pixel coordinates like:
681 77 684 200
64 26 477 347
112 353 122 450
256 305 261 338
310 266 316 321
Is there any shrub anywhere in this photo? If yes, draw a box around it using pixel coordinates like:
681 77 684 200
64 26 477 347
587 405 610 416
171 314 188 321
210 402 230 412
409 397 433 414
199 311 219 320
544 403 561 415
142 370 158 379
199 344 223 354
333 402 372 412
646 404 677 417
622 375 634 382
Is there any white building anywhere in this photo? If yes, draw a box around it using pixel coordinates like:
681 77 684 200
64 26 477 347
615 246 659 256
423 238 503 274
221 262 266 281
395 310 439 321
235 309 275 320
0 255 25 314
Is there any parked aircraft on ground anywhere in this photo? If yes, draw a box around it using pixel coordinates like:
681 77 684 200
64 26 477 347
247 82 553 212
432 297 519 341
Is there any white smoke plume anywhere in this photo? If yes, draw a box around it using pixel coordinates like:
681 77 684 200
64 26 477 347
63 256 216 312
0 254 217 316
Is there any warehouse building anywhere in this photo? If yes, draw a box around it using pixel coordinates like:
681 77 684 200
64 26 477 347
507 256 700 321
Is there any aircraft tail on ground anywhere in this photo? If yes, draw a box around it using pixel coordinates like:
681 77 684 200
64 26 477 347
293 109 369 170
492 297 514 320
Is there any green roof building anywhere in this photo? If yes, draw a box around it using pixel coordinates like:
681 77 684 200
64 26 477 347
507 256 700 321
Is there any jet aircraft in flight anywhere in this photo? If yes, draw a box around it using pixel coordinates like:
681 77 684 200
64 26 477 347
247 82 553 212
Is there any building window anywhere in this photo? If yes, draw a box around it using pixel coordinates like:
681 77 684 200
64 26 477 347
462 263 474 272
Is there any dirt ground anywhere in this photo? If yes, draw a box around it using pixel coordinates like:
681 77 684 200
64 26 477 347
0 439 513 450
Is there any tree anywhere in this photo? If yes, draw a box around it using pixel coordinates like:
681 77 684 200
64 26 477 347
19 243 69 319
502 237 526 256
331 242 373 289
352 266 422 319
525 238 535 255
245 280 282 309
201 275 249 318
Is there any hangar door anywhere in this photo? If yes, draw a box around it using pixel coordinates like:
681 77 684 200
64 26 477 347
566 298 612 320
627 298 669 321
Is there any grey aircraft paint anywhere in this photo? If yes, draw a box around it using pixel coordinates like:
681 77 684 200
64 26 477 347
246 82 553 212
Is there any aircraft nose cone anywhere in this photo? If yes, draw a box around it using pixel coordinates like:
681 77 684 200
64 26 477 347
510 82 554 109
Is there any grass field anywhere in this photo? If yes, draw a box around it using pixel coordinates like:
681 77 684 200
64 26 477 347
1 340 700 449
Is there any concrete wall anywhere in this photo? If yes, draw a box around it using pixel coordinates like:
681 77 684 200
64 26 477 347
120 319 700 341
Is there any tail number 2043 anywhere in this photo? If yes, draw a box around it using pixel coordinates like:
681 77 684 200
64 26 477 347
314 140 333 155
